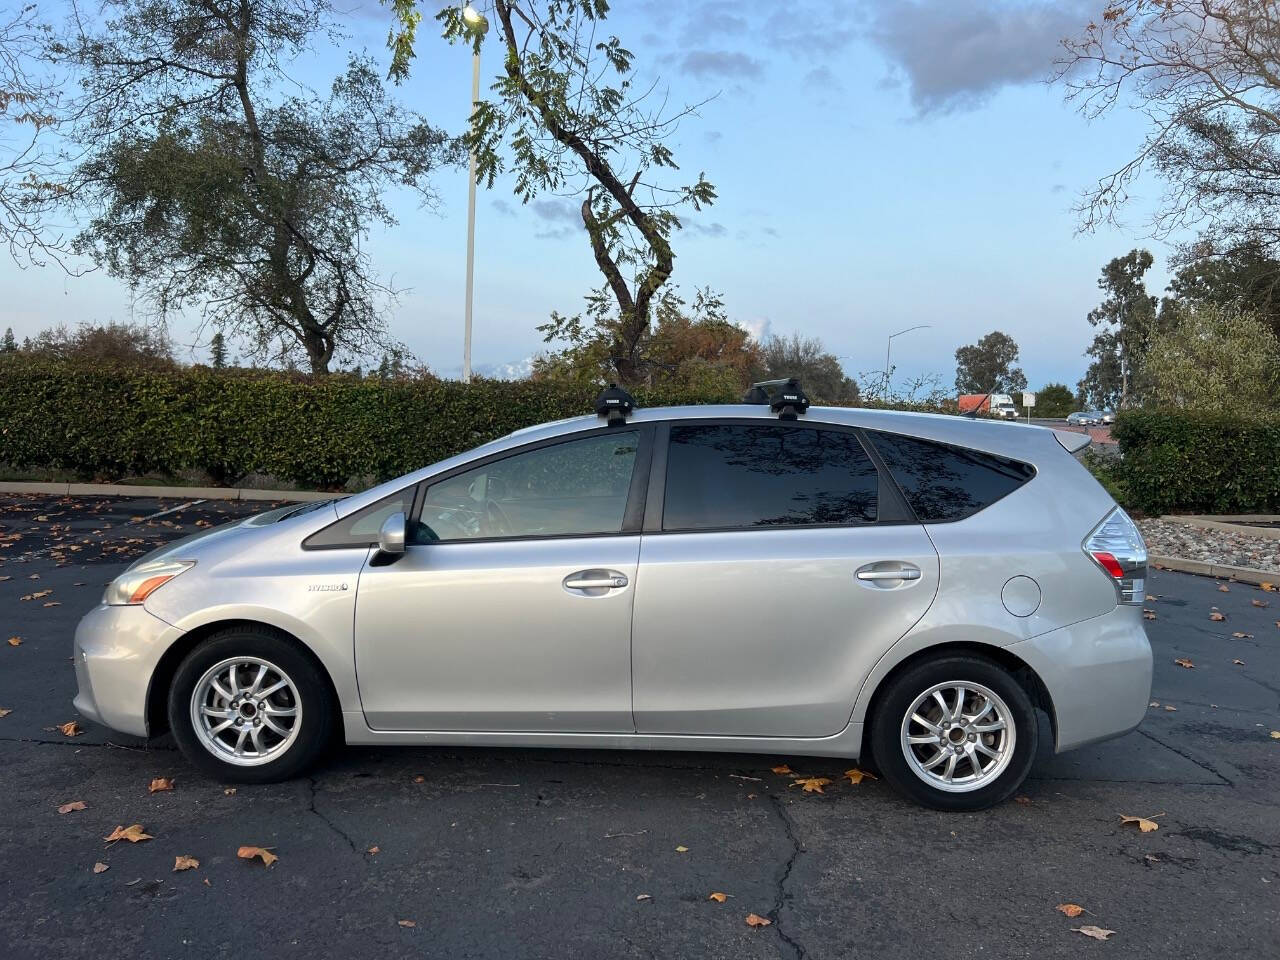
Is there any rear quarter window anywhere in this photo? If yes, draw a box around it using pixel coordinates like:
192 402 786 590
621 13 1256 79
868 431 1034 523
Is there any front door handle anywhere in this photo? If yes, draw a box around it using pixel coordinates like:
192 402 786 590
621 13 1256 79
856 563 921 582
563 569 629 593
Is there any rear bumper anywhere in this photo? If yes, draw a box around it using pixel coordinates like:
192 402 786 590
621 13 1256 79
1009 604 1152 752
73 603 179 738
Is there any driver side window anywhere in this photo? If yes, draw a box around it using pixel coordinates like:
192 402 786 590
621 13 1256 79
417 431 640 542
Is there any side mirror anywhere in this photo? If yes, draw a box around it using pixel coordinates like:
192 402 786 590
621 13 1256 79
377 512 407 555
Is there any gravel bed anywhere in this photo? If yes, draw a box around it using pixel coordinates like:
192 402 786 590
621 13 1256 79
1138 517 1280 574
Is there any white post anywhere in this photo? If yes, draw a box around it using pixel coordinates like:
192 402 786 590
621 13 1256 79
463 49 481 384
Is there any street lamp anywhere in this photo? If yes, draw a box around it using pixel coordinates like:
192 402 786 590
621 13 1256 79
462 5 489 383
882 324 930 399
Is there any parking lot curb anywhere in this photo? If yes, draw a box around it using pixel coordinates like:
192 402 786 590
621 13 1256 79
0 480 334 502
1150 554 1277 586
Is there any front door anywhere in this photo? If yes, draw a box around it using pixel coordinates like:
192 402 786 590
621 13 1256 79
354 428 647 732
631 422 939 738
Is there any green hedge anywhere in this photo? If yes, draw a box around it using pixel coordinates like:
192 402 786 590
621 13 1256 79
1112 411 1280 515
0 358 737 490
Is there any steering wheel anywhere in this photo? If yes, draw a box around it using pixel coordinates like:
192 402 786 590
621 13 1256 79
483 498 513 537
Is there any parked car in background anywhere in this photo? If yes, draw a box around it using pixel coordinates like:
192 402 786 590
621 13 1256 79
73 383 1152 811
1066 411 1099 426
1100 410 1115 424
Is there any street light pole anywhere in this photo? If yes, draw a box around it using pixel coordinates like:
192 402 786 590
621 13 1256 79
883 324 931 399
462 6 489 383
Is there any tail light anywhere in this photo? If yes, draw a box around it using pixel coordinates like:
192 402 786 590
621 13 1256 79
1084 508 1147 604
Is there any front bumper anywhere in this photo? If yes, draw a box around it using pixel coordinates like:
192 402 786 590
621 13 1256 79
73 603 180 738
1009 604 1153 752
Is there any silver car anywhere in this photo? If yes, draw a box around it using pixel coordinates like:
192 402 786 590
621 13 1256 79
73 387 1152 810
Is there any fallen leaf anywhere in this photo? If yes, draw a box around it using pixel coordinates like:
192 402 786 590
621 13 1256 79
1209 611 1226 622
1144 594 1156 602
104 824 153 843
843 768 877 785
398 919 416 928
173 855 199 872
43 601 60 607
1252 599 1270 608
708 892 729 903
745 913 772 928
1218 584 1230 593
58 721 82 737
1261 582 1275 592
1233 659 1245 665
367 845 380 856
1119 813 1163 833
224 787 237 796
92 862 109 874
149 777 174 793
675 845 689 853
635 893 652 901
1142 609 1157 620
7 637 21 647
1173 657 1194 669
1144 854 1161 863
1149 700 1159 707
237 845 278 866
1232 631 1254 639
1164 705 1177 711
1073 926 1116 941
0 708 11 718
57 800 87 814
1014 795 1032 805
413 775 425 784
791 777 833 794
1057 903 1085 918
1270 731 1280 740
770 764 792 775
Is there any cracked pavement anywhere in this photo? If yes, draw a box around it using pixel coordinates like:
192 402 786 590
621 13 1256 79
1 494 1277 959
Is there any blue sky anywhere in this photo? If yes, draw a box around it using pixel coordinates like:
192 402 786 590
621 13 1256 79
0 0 1180 390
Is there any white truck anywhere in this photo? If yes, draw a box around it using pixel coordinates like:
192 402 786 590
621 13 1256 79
990 393 1019 419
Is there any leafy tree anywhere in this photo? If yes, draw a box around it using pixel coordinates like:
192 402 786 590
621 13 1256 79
389 2 715 385
953 331 1027 394
1144 303 1280 411
1027 382 1074 418
533 286 751 394
1166 240 1280 341
55 0 458 374
756 334 859 404
210 332 227 369
1057 3 1280 260
21 320 174 368
1 327 15 352
1080 250 1159 408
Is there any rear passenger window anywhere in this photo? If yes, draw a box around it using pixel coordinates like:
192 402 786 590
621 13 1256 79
868 431 1033 522
663 424 878 530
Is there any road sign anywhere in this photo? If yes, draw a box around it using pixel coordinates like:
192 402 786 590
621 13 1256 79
1023 391 1036 407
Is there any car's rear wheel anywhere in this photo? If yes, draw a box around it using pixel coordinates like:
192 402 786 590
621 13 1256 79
869 654 1037 811
168 627 334 783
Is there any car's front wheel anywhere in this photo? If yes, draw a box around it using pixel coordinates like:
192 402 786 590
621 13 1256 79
168 627 334 783
869 654 1037 811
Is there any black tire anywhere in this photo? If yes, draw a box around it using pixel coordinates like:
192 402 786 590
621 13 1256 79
869 654 1037 812
167 626 335 784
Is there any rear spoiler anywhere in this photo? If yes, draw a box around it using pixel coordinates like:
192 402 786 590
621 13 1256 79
1053 429 1091 454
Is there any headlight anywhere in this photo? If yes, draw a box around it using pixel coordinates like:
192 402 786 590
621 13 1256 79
103 560 195 606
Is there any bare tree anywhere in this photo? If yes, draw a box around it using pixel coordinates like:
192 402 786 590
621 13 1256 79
0 3 68 268
1057 2 1280 257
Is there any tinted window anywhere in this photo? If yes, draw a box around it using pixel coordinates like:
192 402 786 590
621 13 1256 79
869 431 1034 522
304 488 414 548
662 424 878 530
419 431 639 541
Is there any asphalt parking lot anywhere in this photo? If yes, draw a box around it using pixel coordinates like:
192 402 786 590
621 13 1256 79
1 494 1277 959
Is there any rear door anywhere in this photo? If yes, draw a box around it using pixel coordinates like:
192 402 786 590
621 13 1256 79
630 421 938 738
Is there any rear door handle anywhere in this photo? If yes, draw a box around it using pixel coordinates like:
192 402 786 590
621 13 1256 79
856 564 921 582
563 569 629 592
